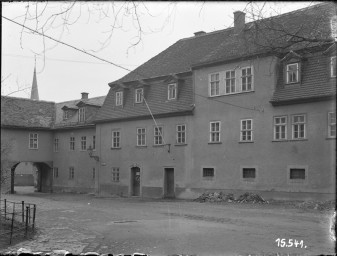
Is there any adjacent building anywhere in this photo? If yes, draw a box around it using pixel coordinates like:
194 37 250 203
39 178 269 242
1 3 336 200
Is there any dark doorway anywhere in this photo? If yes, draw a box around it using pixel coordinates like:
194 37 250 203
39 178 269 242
164 168 175 198
131 167 140 196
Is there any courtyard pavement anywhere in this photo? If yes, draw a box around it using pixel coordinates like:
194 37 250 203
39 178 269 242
0 190 335 256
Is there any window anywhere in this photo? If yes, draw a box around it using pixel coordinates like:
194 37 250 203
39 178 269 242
290 168 305 180
81 136 87 151
112 130 121 148
70 137 75 151
53 167 58 178
241 67 253 92
69 167 74 180
292 114 306 139
79 107 85 122
154 126 164 145
210 121 221 143
137 128 146 146
328 112 336 138
274 116 287 140
176 124 186 144
92 135 96 150
54 138 59 152
286 63 299 84
116 91 123 106
331 56 336 77
112 167 120 182
242 168 256 179
29 133 38 149
63 110 69 120
135 88 143 103
202 168 214 178
240 119 253 142
225 70 236 94
168 83 177 100
92 168 95 180
209 73 220 96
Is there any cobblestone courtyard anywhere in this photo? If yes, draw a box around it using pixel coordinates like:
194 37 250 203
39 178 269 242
0 190 335 255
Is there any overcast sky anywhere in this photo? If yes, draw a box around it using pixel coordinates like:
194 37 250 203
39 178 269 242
2 1 315 103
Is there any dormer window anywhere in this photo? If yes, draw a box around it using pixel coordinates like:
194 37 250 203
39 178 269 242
168 83 177 100
286 63 299 84
78 107 85 122
116 91 123 106
63 110 69 120
331 56 336 77
135 88 143 103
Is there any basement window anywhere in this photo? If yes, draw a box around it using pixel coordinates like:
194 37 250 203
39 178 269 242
202 168 215 178
289 168 305 180
242 168 256 179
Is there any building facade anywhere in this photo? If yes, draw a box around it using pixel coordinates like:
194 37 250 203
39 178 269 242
1 3 336 200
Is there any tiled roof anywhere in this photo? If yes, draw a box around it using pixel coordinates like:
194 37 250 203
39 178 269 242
1 96 55 129
112 2 336 84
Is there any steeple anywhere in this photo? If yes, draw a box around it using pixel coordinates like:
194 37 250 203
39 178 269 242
30 56 39 100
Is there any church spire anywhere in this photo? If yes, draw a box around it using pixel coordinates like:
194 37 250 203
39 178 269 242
30 56 39 100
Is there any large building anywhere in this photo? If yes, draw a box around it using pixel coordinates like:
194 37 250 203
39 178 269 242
1 3 336 200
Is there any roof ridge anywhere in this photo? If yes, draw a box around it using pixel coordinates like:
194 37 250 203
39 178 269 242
1 95 55 104
56 95 106 104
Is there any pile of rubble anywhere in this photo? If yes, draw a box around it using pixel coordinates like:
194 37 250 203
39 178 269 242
194 192 268 204
298 200 335 211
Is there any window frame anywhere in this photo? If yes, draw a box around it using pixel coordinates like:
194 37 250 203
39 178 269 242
137 127 146 146
241 166 258 182
92 135 96 150
209 73 220 97
154 126 164 145
80 136 87 151
111 167 120 182
240 119 253 142
241 66 254 92
78 107 85 122
135 88 144 103
273 116 287 141
112 130 121 148
202 167 215 179
291 114 306 140
328 112 336 138
69 137 75 151
69 167 74 180
176 124 186 144
331 56 336 78
168 83 177 100
63 110 69 120
116 91 123 106
225 70 236 94
29 133 38 149
286 63 299 84
209 121 221 143
287 165 308 184
54 138 59 152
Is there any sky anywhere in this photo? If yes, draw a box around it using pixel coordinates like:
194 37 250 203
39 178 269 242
2 1 316 103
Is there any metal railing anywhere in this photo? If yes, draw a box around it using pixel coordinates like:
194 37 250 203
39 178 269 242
0 199 36 245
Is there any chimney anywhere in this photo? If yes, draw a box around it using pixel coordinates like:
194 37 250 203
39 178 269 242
81 92 89 100
194 31 206 37
234 11 245 34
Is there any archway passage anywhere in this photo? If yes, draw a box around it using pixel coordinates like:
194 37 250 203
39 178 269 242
13 162 37 194
10 162 53 194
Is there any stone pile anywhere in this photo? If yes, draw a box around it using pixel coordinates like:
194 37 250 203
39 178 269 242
194 192 268 204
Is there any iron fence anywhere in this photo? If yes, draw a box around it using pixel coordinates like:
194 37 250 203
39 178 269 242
0 199 36 245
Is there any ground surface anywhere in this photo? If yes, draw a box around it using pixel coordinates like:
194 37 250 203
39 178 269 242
0 188 335 256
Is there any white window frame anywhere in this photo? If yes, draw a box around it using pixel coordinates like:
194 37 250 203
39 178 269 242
225 70 236 94
168 83 177 100
70 137 75 151
69 167 74 180
116 91 123 106
328 112 336 138
112 130 121 148
54 138 59 152
112 167 120 182
331 56 336 78
240 119 253 142
137 128 146 146
135 88 144 103
78 107 85 122
81 136 87 151
292 114 306 140
209 121 221 143
286 63 299 84
274 116 287 140
209 73 220 97
176 124 186 144
29 133 38 149
241 66 253 92
154 126 164 145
